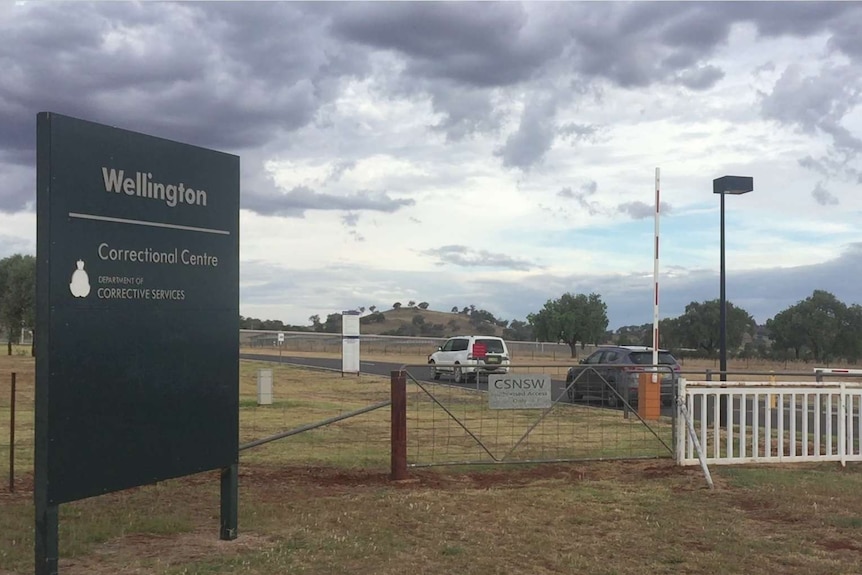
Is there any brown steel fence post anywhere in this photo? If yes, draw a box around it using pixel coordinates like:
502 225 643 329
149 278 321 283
390 370 408 480
9 372 15 492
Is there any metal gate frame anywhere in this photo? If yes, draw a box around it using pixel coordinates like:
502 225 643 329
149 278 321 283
392 364 676 475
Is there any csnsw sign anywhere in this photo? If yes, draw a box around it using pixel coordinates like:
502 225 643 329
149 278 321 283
488 374 552 409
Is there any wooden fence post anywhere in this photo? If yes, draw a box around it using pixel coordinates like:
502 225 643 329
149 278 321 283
9 372 15 492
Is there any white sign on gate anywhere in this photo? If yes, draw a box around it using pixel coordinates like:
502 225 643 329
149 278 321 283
488 374 552 409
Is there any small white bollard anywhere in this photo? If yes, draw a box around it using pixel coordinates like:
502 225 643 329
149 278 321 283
257 368 273 405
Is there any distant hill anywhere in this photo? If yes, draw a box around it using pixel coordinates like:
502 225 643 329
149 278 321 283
359 307 504 338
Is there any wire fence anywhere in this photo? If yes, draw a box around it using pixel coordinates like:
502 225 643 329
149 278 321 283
1 362 35 493
236 360 393 468
8 351 855 493
402 366 673 467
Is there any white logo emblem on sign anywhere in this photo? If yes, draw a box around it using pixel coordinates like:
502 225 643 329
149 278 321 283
69 260 91 298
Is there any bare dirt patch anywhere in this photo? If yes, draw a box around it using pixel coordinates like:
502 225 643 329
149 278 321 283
237 459 694 494
61 531 275 575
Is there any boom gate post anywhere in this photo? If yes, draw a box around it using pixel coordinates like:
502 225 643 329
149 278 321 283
638 372 661 421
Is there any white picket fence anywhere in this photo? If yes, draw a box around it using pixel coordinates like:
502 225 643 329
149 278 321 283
676 377 862 466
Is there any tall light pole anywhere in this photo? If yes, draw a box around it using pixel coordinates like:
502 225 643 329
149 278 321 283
713 175 753 382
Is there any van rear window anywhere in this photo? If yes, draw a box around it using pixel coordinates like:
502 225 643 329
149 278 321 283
476 339 505 353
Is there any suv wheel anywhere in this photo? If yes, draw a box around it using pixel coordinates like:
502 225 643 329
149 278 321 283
566 380 582 402
605 386 620 408
429 361 440 380
453 365 463 384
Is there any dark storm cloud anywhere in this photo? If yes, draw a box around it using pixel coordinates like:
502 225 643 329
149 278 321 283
329 2 565 88
3 1 862 209
242 186 414 218
761 63 862 178
811 183 839 206
675 65 725 91
426 86 504 142
495 94 558 170
423 245 537 271
0 2 368 212
761 65 861 138
726 2 852 37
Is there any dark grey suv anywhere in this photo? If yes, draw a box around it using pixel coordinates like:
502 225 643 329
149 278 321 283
565 346 680 407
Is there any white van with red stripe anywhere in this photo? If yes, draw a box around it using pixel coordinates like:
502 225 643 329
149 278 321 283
428 335 510 383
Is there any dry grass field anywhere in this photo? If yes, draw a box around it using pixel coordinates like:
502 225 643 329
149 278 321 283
2 349 862 574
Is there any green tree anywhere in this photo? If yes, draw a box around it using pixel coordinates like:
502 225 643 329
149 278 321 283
766 307 807 360
768 290 849 363
527 292 608 358
840 304 862 363
417 302 430 310
323 313 341 333
659 317 684 351
393 302 402 310
673 299 755 357
0 254 36 356
798 290 847 363
503 319 533 341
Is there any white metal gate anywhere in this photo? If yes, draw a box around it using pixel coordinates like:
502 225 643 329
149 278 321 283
676 378 862 466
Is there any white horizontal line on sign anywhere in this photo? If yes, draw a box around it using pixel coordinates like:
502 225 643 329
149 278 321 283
68 212 230 235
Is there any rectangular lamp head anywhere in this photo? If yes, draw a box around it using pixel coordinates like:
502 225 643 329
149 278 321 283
713 175 754 195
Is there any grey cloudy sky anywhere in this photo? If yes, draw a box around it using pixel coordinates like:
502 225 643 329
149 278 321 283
2 1 862 329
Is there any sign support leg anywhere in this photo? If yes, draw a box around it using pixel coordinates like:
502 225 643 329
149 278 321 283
35 501 58 575
219 463 238 540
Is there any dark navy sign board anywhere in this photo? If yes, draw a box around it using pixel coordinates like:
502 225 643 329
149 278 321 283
36 113 239 506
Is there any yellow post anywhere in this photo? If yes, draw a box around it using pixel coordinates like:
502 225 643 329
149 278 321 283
769 371 777 408
638 373 661 421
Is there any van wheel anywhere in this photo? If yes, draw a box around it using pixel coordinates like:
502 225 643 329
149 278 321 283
453 365 463 384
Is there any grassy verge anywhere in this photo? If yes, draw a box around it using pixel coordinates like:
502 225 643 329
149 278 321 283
3 461 862 574
3 352 862 574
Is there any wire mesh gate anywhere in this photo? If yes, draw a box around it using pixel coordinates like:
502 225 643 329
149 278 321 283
398 365 675 469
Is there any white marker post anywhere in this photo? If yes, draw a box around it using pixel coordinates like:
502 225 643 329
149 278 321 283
652 167 660 382
342 311 360 376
